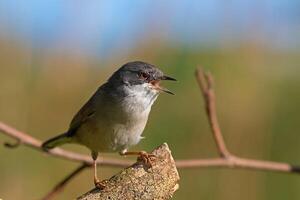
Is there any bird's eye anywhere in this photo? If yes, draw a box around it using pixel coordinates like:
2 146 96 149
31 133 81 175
139 72 149 80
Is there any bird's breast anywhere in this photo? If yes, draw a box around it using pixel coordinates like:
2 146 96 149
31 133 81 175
110 112 149 151
75 86 158 153
107 86 158 151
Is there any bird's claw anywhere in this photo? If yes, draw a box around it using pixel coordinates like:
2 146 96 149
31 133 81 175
137 151 156 167
94 180 106 190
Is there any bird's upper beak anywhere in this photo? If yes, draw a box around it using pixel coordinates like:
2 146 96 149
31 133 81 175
150 75 176 95
161 75 177 81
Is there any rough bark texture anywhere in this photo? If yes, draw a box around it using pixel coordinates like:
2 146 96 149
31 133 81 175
77 143 180 200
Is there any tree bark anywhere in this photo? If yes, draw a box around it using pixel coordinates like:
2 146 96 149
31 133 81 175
77 143 180 200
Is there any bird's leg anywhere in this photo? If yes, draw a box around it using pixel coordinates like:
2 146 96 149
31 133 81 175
119 150 156 167
91 151 105 189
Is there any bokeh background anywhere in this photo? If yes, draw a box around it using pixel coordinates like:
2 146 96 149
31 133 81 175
1 1 300 199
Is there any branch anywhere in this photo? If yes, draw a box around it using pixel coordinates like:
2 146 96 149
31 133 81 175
0 121 132 167
1 113 296 175
195 68 231 158
194 67 300 174
77 143 179 200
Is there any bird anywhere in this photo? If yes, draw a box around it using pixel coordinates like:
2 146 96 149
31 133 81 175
41 61 176 189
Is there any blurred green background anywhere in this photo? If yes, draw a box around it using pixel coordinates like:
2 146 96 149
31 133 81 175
1 1 300 200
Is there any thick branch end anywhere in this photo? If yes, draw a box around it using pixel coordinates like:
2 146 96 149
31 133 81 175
78 143 180 200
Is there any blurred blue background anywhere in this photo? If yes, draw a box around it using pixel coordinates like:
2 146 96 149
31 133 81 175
1 1 300 56
0 1 300 200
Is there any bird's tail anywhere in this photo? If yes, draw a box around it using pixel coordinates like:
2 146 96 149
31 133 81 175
42 132 72 151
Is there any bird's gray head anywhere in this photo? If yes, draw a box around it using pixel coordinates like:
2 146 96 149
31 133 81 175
108 61 176 96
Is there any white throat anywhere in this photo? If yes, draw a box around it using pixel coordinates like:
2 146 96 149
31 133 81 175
122 83 159 114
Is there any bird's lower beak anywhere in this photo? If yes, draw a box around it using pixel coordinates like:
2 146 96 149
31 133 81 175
158 87 175 95
150 75 176 95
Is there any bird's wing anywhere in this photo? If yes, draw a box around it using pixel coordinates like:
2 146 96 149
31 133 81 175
68 92 98 134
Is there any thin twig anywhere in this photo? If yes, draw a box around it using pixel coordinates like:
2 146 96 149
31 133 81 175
4 139 21 148
1 120 299 173
194 67 300 174
41 163 89 200
195 68 231 158
175 157 300 173
0 122 132 167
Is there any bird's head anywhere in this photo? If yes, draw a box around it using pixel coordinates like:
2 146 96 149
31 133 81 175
108 61 176 96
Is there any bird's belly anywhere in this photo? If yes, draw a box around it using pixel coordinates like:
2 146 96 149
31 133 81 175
75 121 113 152
111 122 146 152
75 117 147 153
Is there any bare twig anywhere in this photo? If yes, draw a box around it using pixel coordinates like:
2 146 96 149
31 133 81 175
42 163 89 200
195 68 230 158
0 122 132 167
4 139 21 148
1 67 300 200
194 67 300 174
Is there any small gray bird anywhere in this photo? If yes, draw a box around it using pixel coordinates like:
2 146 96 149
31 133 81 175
42 61 176 188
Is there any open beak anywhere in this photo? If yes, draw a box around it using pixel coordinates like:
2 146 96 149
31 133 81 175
150 75 176 95
158 87 175 95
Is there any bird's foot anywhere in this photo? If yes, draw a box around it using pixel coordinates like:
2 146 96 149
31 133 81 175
94 179 106 190
137 151 156 168
119 150 156 168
